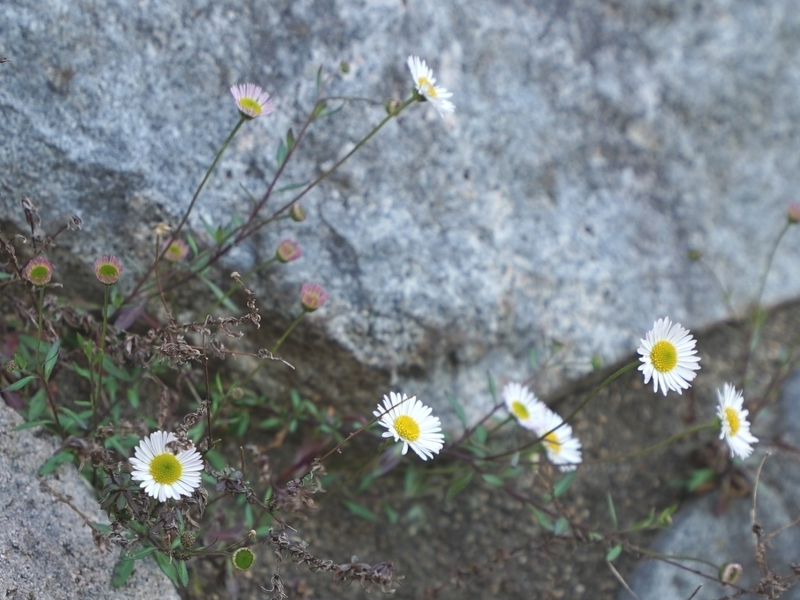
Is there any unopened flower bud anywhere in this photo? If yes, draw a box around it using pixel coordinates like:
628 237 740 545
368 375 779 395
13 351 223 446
300 283 328 312
276 239 302 263
788 203 800 224
290 203 306 222
719 562 743 585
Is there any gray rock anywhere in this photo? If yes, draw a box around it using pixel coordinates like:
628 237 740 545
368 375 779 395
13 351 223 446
622 369 800 600
3 0 800 422
0 401 179 600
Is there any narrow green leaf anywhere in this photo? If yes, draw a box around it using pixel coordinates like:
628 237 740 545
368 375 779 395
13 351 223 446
14 419 54 431
276 140 287 166
587 531 604 542
383 502 399 525
486 372 496 400
631 508 655 531
72 362 92 380
530 506 554 531
554 517 569 536
474 426 488 446
205 449 226 471
58 406 88 430
276 180 310 193
446 470 473 500
43 340 60 382
529 347 538 369
481 474 503 487
153 552 180 587
112 553 135 587
38 450 73 476
553 471 577 498
315 65 323 92
606 544 623 562
342 499 377 522
1 375 35 393
127 546 156 561
185 232 198 256
28 388 47 421
102 355 131 382
286 128 295 152
198 275 237 312
445 392 467 427
175 559 189 587
607 492 618 529
686 468 716 492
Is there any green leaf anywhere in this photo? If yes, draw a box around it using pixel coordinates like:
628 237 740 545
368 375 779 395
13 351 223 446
58 406 88 430
554 517 569 536
185 233 198 256
205 449 227 471
312 101 327 120
529 347 538 369
43 340 60 382
1 375 35 393
112 553 135 587
38 450 73 476
276 140 287 167
175 559 189 587
631 508 656 531
686 468 716 492
14 419 53 431
587 531 604 542
27 388 47 421
657 504 678 526
153 552 180 587
553 471 577 498
474 426 488 446
342 499 377 522
481 474 503 487
315 65 323 93
446 470 473 500
530 506 554 531
607 492 618 529
606 544 623 562
286 128 295 152
102 356 132 382
198 275 237 312
445 392 467 427
72 362 91 380
486 372 496 400
404 466 421 497
383 501 399 525
127 546 156 561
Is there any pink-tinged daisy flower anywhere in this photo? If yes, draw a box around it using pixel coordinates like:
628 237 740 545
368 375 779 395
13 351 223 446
129 431 204 502
230 83 274 120
163 239 190 262
275 239 302 263
300 283 328 312
533 408 582 472
407 56 455 117
637 317 701 396
501 382 545 430
716 383 758 459
374 392 444 460
94 255 123 285
24 257 53 286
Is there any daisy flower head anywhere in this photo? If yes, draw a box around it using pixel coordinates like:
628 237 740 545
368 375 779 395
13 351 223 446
300 282 328 312
275 238 302 263
374 392 444 460
407 55 455 118
94 255 123 285
230 83 274 120
533 408 582 472
129 431 204 502
24 257 53 286
163 238 190 262
502 382 544 429
716 383 758 459
637 317 701 396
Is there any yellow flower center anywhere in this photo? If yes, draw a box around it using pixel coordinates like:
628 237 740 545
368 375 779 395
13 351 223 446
238 97 262 116
97 264 119 279
724 407 740 436
543 432 561 455
417 77 438 98
511 401 529 420
149 453 182 485
650 340 678 373
394 415 421 442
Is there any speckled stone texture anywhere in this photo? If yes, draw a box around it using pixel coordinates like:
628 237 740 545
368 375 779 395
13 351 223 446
0 402 179 600
2 0 800 423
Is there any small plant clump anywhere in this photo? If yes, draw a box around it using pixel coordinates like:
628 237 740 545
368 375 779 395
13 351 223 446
1 52 799 600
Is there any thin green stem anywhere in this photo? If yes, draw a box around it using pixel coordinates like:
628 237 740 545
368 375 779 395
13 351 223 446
588 420 718 464
117 115 247 312
754 221 791 311
92 284 111 430
35 286 44 369
272 312 306 355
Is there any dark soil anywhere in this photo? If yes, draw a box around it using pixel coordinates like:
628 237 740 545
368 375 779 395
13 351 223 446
185 300 800 600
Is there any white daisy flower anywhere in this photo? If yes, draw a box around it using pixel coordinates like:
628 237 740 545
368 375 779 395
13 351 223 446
716 383 758 459
374 392 444 460
534 408 582 472
637 317 701 396
129 431 204 502
407 55 455 117
502 382 545 430
230 83 274 119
